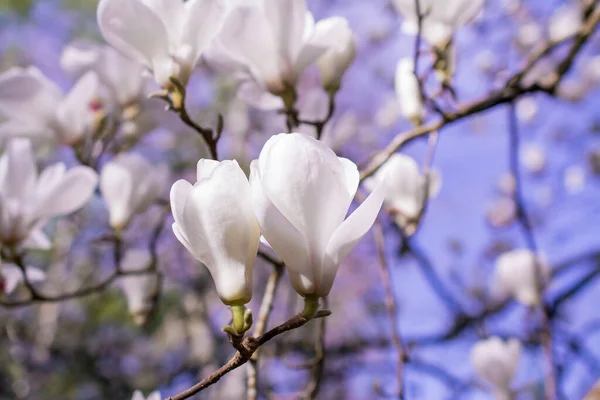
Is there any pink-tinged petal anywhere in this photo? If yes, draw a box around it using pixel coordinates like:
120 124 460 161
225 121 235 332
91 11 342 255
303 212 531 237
0 139 37 201
55 71 99 144
320 177 385 297
249 160 312 292
34 166 97 218
97 0 170 72
218 6 283 92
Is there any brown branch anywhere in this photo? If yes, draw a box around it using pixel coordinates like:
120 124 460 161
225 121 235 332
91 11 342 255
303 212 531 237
359 4 600 181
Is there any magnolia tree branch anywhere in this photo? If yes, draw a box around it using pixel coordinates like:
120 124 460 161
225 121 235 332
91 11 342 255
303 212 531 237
360 3 600 181
167 310 330 400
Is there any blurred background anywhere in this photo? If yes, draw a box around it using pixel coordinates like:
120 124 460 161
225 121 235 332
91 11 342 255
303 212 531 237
1 0 600 399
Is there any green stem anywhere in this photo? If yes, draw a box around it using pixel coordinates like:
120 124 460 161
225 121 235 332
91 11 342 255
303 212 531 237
231 305 246 334
301 295 319 320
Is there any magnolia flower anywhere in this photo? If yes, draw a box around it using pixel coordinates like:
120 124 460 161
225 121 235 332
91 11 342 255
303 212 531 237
316 23 357 92
100 153 168 230
392 0 483 46
395 58 424 125
250 133 385 298
119 249 158 325
548 5 582 43
364 154 440 233
492 249 550 306
131 390 161 400
209 0 351 108
0 67 100 145
171 159 260 305
97 0 225 87
0 139 97 249
0 263 45 295
61 40 153 106
470 337 521 399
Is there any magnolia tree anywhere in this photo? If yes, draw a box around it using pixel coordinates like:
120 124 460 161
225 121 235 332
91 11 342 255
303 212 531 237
0 0 599 399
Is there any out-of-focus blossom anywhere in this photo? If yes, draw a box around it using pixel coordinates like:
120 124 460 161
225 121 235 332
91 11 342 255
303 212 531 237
0 263 45 295
557 78 587 102
0 67 100 145
250 133 385 298
492 249 549 306
497 173 516 196
486 197 516 228
321 111 359 152
395 58 424 125
584 55 600 84
515 97 538 123
375 95 402 129
520 144 546 174
364 153 440 233
316 23 356 93
119 249 158 325
392 0 484 46
208 0 351 109
564 165 586 194
61 40 153 106
548 5 582 43
100 153 168 230
475 49 498 74
470 336 521 399
0 139 97 249
131 390 161 400
97 0 225 87
518 22 542 48
171 159 259 305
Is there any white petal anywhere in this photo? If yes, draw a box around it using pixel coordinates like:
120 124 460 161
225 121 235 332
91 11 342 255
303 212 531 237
181 0 225 65
131 390 146 400
146 391 162 400
100 162 135 228
320 176 385 297
295 17 348 74
258 133 350 261
218 6 283 92
55 71 99 144
60 41 101 78
196 158 220 181
262 0 307 64
2 264 24 294
97 0 171 78
0 139 37 201
34 166 97 218
250 160 313 294
21 228 52 250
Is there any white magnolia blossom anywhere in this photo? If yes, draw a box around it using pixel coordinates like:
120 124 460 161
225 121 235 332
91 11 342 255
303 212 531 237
131 390 161 400
392 0 484 46
250 133 385 298
364 154 441 225
0 139 97 249
1 263 46 295
520 144 546 174
548 5 582 44
492 249 550 306
171 159 260 305
316 22 357 92
0 67 100 145
209 0 351 108
61 40 153 106
395 58 424 125
470 336 521 399
119 249 158 325
97 0 225 87
100 153 168 230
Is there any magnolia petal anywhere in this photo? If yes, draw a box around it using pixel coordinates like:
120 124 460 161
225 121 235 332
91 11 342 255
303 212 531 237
100 162 135 228
55 71 99 144
97 0 170 73
22 228 52 250
218 6 282 92
320 177 385 297
249 160 313 292
131 390 146 400
196 158 220 181
0 139 37 201
295 17 348 74
258 133 349 259
35 166 97 218
60 41 101 78
263 0 307 63
2 264 45 294
182 0 225 64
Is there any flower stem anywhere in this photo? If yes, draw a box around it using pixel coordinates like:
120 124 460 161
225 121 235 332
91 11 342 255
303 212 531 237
301 295 319 320
231 304 246 334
